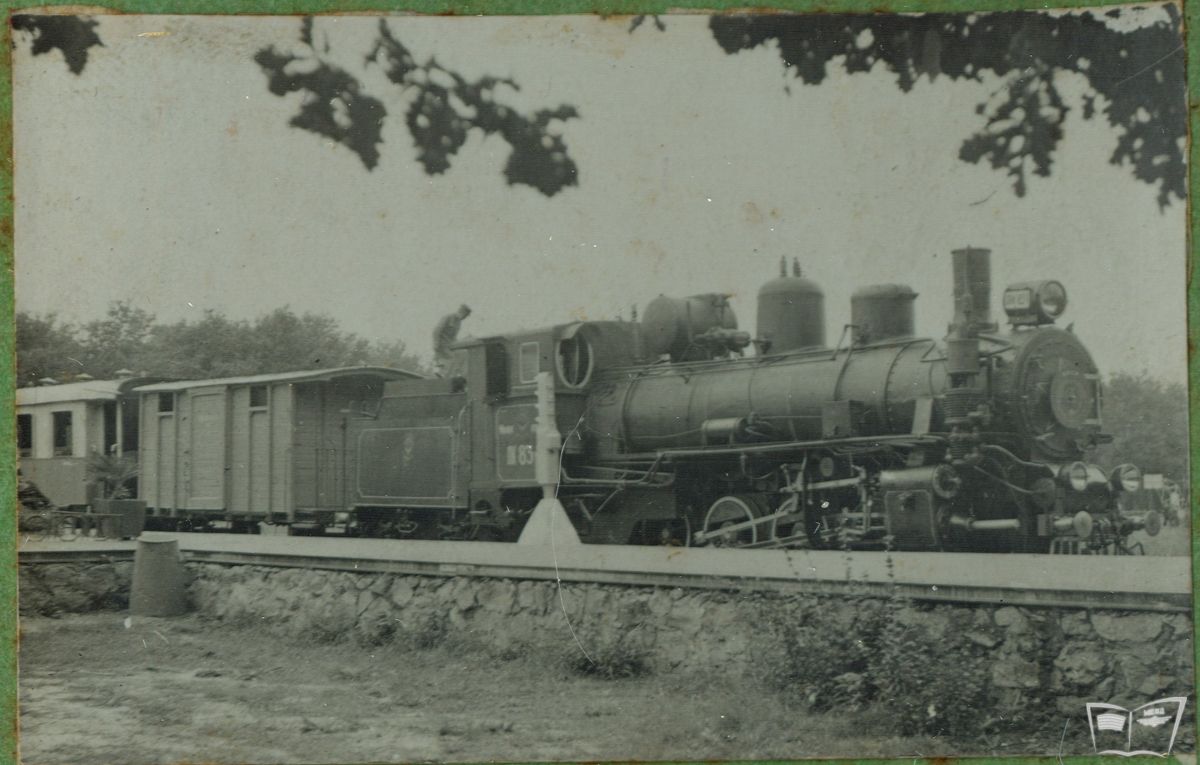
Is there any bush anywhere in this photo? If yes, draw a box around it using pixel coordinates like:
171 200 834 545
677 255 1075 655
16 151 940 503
767 594 993 740
354 614 397 647
561 626 651 680
398 610 449 650
300 601 358 644
869 618 991 737
767 597 888 710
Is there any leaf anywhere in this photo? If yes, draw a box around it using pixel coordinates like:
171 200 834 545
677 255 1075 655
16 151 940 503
12 15 103 75
958 69 1067 198
378 21 580 195
405 85 469 175
365 19 418 84
254 28 387 170
500 107 580 195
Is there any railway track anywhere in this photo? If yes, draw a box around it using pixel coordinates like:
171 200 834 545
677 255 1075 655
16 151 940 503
18 532 1192 613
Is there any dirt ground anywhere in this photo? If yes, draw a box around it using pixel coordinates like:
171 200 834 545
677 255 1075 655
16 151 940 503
18 612 1079 764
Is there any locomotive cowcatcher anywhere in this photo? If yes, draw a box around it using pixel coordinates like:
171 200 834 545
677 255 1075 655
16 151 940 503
347 247 1160 553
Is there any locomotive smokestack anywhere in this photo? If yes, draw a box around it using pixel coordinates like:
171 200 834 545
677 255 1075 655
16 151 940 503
945 247 994 465
951 247 992 332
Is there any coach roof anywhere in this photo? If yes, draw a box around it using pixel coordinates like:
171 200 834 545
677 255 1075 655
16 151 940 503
132 366 422 393
17 377 168 405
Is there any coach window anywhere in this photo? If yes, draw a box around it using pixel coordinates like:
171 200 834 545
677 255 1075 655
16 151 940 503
249 385 269 409
17 414 32 458
158 393 175 414
52 411 73 457
518 342 540 384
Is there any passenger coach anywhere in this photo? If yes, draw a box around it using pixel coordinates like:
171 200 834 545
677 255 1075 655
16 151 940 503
17 375 163 508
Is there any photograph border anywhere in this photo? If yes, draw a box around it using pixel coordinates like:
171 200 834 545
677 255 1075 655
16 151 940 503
2 0 1197 763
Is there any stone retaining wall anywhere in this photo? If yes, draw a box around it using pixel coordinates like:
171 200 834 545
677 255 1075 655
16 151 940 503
194 564 1195 719
19 560 1195 721
20 560 133 615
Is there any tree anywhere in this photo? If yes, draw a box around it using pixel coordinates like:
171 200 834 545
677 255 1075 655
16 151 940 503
255 17 580 196
15 312 84 386
1093 372 1189 484
146 312 259 379
362 338 428 376
707 9 1186 208
78 301 157 378
247 308 373 373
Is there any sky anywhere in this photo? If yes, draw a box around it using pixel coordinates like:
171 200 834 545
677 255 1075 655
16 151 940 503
13 9 1188 382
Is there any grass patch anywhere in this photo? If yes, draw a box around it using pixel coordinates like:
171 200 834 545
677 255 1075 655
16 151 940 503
560 626 651 679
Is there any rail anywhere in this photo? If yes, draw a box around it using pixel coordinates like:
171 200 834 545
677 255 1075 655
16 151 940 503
18 532 1192 613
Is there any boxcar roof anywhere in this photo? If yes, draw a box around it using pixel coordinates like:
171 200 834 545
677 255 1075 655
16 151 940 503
132 366 421 393
17 377 168 405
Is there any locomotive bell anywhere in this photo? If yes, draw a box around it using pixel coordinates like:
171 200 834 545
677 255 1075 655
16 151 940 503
851 284 917 345
756 258 825 354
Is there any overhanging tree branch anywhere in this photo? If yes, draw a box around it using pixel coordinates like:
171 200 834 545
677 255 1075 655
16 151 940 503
256 18 580 196
709 9 1186 208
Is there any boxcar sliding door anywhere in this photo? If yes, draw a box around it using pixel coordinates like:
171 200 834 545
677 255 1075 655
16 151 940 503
186 390 227 510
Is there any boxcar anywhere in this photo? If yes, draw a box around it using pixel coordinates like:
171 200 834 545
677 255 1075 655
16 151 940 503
17 376 162 508
134 366 420 530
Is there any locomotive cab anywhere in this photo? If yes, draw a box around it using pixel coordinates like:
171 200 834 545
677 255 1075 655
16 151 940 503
348 320 642 539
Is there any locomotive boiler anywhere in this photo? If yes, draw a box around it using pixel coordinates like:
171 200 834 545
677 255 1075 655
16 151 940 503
347 247 1158 554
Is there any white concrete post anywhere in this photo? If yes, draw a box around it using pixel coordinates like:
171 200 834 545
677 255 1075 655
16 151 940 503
534 371 561 494
518 371 580 545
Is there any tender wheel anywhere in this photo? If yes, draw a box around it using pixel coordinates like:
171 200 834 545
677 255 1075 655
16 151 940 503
703 495 766 547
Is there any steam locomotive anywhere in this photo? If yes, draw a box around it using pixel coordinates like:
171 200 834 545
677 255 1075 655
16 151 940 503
348 247 1160 553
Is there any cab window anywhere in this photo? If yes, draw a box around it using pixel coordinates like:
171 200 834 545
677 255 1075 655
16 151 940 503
518 342 540 384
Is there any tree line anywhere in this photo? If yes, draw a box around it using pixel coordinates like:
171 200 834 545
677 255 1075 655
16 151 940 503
1093 373 1189 488
16 302 427 386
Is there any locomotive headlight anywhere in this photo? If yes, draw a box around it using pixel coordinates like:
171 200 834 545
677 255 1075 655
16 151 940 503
1061 461 1090 492
1110 463 1142 493
1003 280 1068 325
1036 281 1068 319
